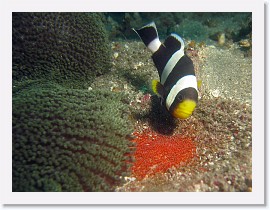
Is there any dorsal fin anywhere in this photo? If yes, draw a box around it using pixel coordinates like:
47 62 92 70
163 33 185 53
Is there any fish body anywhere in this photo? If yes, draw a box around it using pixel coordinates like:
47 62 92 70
133 22 198 119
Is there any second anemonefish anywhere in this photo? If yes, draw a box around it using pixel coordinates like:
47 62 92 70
133 22 198 119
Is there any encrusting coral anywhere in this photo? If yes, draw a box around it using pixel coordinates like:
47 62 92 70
12 12 111 89
12 81 135 192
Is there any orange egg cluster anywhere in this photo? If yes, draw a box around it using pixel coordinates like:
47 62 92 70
132 130 196 180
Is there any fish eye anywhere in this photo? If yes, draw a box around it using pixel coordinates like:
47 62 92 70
177 95 183 102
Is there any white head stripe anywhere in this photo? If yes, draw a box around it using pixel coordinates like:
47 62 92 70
166 75 198 110
161 49 184 84
147 38 162 53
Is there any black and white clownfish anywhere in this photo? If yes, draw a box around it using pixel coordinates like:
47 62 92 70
133 22 198 119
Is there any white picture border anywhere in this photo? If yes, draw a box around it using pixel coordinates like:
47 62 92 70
0 0 265 205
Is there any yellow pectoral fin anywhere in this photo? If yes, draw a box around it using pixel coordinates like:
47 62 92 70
172 100 197 119
152 79 160 95
152 79 165 98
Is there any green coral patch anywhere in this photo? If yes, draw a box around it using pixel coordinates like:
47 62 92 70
12 82 134 192
12 12 111 89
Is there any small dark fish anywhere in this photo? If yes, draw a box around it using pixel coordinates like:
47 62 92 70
133 22 198 119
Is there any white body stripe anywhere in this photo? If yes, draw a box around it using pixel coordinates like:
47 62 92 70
147 38 162 53
160 34 185 84
160 49 184 84
166 75 198 110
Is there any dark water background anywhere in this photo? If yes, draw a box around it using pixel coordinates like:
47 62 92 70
103 12 251 43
